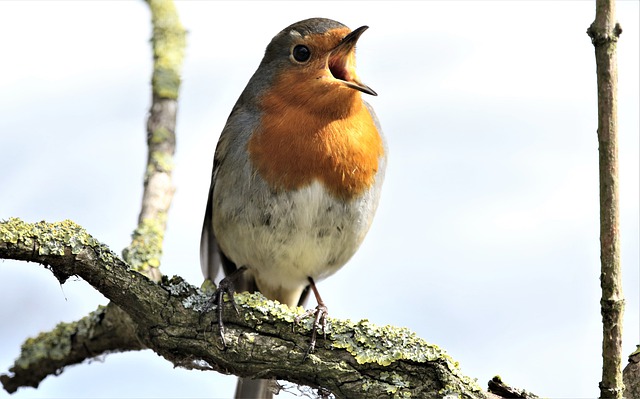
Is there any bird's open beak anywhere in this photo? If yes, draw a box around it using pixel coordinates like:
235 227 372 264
327 26 377 96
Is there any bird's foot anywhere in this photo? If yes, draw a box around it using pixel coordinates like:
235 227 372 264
294 277 329 359
295 302 329 359
201 265 247 349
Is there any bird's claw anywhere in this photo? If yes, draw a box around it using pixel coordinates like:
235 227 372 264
201 266 247 350
294 303 329 359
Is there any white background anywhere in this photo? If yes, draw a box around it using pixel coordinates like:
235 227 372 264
1 1 638 398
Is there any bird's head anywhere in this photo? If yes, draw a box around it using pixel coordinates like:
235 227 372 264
255 18 376 115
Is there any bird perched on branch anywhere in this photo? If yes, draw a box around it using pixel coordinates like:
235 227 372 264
200 17 386 398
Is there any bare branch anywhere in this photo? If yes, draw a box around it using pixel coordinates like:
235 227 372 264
587 1 625 398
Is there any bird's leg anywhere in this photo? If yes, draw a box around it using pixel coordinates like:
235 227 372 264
294 277 329 358
203 265 247 349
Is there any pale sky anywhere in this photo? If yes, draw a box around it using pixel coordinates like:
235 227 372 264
1 1 638 398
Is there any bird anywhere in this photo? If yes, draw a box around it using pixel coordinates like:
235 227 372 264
200 17 386 398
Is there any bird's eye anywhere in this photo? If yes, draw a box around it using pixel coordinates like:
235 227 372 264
292 45 311 63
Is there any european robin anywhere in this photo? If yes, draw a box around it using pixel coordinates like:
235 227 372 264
200 17 386 398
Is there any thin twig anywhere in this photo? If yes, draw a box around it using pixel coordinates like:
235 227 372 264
122 0 186 282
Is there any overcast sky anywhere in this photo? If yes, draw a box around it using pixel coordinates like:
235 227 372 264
1 1 638 398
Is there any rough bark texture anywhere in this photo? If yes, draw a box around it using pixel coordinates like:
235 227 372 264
0 218 486 399
586 1 625 398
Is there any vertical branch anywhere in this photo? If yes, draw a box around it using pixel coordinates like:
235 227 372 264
586 1 625 398
123 0 186 282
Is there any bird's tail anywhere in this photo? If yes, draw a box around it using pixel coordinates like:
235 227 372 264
235 377 273 399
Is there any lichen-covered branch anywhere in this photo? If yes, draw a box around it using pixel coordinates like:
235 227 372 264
0 303 142 394
586 1 625 398
0 218 487 399
122 0 186 281
0 2 189 392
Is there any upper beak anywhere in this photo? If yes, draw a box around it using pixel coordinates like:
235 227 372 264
328 25 377 96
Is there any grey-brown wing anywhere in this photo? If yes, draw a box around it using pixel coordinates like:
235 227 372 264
199 105 258 290
200 176 222 281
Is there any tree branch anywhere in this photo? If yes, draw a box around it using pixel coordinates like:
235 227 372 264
1 2 189 391
0 218 490 398
0 303 142 393
487 376 539 399
122 0 186 282
586 1 625 398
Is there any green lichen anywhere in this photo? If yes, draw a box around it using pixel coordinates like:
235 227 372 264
17 323 74 368
148 0 186 100
330 318 445 366
437 372 483 398
234 291 447 366
122 216 165 272
15 306 106 369
379 371 412 398
200 278 217 294
152 67 181 99
149 150 174 174
232 291 483 396
0 218 34 247
150 126 172 145
329 318 482 395
0 218 109 257
231 293 479 394
234 291 302 324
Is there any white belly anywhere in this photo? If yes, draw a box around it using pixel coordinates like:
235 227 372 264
213 180 378 293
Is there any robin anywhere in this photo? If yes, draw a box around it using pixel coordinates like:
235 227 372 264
200 17 386 398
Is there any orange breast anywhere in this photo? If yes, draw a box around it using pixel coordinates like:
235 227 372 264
247 70 384 201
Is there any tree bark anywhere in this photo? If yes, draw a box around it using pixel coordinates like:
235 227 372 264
586 1 625 398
